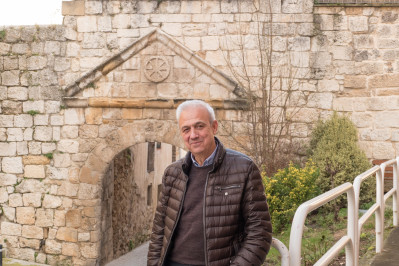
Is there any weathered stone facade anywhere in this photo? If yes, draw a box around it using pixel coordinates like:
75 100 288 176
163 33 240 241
0 0 398 265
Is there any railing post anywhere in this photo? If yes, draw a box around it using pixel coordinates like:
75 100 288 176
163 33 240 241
347 186 357 266
394 157 399 226
375 165 385 253
0 244 3 266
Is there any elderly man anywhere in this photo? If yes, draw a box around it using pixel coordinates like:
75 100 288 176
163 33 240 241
147 100 272 266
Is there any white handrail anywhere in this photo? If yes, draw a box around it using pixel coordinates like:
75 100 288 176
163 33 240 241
270 156 399 266
288 182 356 266
271 238 289 266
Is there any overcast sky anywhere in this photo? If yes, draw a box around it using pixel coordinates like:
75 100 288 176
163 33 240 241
0 0 67 26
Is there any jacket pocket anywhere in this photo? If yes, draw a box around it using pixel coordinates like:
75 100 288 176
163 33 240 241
214 184 241 195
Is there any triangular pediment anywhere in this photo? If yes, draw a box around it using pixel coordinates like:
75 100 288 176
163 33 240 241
63 29 247 109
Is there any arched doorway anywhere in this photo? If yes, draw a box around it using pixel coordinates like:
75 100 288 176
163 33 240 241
99 141 186 265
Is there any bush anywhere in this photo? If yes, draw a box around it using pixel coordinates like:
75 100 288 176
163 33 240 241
262 160 320 232
308 112 373 219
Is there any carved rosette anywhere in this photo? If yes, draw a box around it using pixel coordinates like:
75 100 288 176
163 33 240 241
143 56 170 83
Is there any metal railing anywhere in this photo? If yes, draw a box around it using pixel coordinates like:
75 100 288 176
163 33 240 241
316 0 399 4
270 156 399 266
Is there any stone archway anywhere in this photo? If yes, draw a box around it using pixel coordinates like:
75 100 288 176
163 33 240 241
75 120 183 265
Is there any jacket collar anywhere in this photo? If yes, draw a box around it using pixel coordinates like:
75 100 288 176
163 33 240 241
182 137 226 174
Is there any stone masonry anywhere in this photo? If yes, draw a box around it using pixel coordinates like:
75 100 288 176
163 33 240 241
0 0 398 265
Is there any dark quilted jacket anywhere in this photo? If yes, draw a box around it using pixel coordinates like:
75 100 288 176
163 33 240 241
147 140 272 266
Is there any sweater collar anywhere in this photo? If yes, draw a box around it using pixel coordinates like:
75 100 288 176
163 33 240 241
182 137 226 173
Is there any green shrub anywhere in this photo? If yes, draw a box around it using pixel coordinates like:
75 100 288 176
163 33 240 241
308 112 373 219
262 160 320 232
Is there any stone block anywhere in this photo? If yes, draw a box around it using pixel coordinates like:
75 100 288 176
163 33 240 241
66 210 81 228
81 243 99 259
27 56 47 70
61 125 79 139
112 14 131 29
58 140 79 153
45 101 61 114
288 37 310 51
181 1 201 13
1 221 21 235
58 182 79 197
23 193 42 207
14 114 33 128
19 238 40 249
11 44 29 54
23 100 45 113
43 195 62 209
35 208 54 227
56 227 78 242
0 115 14 128
62 242 80 257
16 207 35 225
22 225 43 239
85 1 102 14
8 247 35 261
0 187 8 203
373 142 395 160
9 193 23 207
33 126 52 141
1 70 19 86
64 108 85 125
344 75 366 88
2 157 23 174
369 73 399 88
8 87 28 100
46 167 69 180
24 165 45 179
7 128 23 141
311 51 332 69
2 100 22 114
15 179 45 194
62 0 85 16
44 41 61 55
375 111 399 128
78 183 99 200
78 232 90 242
318 79 340 92
45 239 62 254
0 142 17 156
348 16 368 32
77 17 97 33
53 153 71 168
308 93 333 109
50 115 63 126
54 58 71 72
332 46 353 61
22 155 50 165
53 210 65 227
3 206 16 221
0 173 17 186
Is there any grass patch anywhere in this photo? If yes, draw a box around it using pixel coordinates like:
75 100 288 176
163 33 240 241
265 205 395 265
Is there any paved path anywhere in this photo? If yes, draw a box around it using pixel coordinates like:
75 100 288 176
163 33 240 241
371 227 399 265
105 241 149 266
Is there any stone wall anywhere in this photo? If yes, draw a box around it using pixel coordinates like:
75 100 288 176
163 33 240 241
0 0 398 265
313 5 399 160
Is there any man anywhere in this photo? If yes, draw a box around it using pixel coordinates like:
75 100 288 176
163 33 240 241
147 100 272 266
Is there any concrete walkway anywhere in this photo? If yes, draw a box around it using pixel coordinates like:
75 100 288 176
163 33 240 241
371 227 399 265
105 241 149 266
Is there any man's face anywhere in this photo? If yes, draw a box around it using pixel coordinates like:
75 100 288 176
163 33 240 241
179 106 218 163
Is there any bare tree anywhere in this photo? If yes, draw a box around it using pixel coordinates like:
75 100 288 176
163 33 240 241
219 0 310 176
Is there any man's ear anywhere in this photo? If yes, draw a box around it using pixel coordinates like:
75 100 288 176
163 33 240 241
212 120 218 134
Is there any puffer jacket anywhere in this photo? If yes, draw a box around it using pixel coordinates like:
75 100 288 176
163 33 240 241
147 140 272 266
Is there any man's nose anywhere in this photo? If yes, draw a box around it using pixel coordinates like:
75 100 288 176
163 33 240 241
190 128 198 138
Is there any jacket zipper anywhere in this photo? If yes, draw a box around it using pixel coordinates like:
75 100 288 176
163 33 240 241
215 184 241 191
160 174 189 266
203 170 212 266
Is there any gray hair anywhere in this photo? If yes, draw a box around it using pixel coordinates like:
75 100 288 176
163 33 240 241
176 100 216 123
